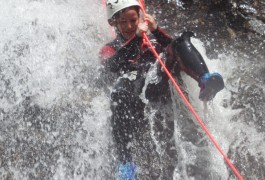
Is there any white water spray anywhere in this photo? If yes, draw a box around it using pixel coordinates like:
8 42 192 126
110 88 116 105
1 0 264 179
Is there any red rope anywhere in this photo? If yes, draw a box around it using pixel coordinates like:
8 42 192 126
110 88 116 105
138 0 243 179
143 33 244 180
102 0 244 179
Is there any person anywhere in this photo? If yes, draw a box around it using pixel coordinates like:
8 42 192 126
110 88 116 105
99 0 224 179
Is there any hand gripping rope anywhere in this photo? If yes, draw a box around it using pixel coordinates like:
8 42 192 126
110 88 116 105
102 0 244 179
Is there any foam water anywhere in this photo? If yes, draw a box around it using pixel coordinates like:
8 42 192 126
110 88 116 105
0 0 114 179
1 0 264 179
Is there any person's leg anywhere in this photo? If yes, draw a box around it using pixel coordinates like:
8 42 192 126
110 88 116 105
169 31 224 101
110 77 145 179
111 78 136 163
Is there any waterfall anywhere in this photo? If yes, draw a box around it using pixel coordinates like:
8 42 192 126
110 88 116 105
0 0 264 179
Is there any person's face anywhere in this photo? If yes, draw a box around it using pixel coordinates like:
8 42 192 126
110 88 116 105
116 8 139 40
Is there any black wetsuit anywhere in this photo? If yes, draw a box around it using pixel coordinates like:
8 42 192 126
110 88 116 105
99 28 209 163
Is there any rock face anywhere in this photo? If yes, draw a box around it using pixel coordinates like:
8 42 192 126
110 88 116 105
146 0 264 58
145 0 265 179
0 1 264 179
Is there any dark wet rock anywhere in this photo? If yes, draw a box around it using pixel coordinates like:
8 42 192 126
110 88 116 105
146 0 265 59
1 1 264 179
0 97 114 179
145 0 264 179
228 131 265 180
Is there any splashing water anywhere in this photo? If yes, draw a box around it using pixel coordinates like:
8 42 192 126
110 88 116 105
0 0 114 179
1 0 264 179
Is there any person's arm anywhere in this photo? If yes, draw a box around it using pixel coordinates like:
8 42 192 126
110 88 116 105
99 35 142 73
151 27 172 47
143 14 172 47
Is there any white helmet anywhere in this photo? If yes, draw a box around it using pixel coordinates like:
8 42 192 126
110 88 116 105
106 0 141 20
